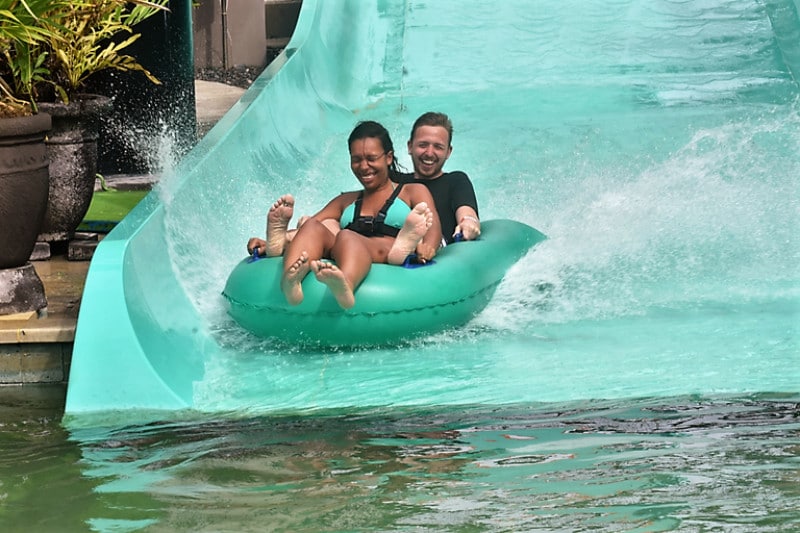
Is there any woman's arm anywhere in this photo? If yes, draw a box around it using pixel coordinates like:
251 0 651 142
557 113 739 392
310 192 357 222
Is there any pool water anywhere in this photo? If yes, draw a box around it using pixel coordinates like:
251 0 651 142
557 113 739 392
2 388 798 531
4 0 800 530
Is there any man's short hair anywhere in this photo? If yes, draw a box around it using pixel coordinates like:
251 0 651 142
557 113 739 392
409 112 453 146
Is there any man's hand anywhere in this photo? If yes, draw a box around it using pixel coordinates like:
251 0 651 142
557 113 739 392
415 241 437 263
455 215 481 241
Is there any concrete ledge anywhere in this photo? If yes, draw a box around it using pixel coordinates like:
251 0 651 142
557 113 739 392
0 254 81 385
97 173 158 192
68 240 99 261
0 342 71 384
29 242 51 261
0 317 75 344
0 260 77 384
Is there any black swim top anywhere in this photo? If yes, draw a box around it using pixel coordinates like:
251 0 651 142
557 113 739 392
342 183 406 238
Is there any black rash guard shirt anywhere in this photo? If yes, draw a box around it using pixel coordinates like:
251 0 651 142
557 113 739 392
394 171 479 243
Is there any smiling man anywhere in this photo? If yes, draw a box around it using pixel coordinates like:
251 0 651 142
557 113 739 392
394 112 480 243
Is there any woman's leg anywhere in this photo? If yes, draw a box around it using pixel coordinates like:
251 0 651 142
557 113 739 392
312 231 392 309
281 219 336 305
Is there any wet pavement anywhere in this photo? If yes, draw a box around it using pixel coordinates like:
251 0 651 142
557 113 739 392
31 252 88 321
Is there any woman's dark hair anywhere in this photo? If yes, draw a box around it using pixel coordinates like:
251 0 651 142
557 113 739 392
348 120 402 177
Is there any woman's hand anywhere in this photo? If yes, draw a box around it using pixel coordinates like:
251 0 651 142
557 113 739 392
247 237 267 256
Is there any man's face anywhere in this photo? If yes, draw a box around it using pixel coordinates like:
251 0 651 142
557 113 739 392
408 125 452 179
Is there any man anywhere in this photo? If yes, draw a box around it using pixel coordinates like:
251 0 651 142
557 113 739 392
394 112 480 243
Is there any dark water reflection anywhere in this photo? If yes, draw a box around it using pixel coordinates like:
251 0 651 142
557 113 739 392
1 387 798 532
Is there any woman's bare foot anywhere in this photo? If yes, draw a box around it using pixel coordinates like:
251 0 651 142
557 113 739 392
388 202 434 265
311 260 355 309
281 251 309 305
266 194 295 256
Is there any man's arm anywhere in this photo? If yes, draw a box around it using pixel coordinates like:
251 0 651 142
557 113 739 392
454 205 480 240
450 172 480 240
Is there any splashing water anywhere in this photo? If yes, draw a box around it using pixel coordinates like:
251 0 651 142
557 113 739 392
140 95 800 412
480 109 800 328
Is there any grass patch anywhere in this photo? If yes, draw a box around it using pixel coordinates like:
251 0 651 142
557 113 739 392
78 189 149 232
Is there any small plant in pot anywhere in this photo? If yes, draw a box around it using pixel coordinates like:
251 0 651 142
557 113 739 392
29 0 169 246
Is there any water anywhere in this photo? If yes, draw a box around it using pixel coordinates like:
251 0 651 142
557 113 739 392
4 0 800 530
2 388 798 531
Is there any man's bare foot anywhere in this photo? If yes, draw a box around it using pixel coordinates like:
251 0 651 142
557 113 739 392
281 251 309 305
266 194 295 256
388 202 433 265
311 260 355 309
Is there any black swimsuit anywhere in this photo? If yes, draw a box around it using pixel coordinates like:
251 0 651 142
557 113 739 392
343 184 405 238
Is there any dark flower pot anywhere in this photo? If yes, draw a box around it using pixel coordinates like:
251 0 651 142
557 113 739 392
0 113 51 268
37 94 113 242
0 112 51 315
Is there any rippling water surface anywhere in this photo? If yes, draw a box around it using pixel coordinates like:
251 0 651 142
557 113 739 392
2 388 799 531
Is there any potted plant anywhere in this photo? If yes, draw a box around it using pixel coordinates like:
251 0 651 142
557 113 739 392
29 0 169 245
0 0 61 314
1 0 167 313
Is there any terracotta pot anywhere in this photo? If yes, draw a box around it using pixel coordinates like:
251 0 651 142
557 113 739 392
0 113 51 268
37 94 113 242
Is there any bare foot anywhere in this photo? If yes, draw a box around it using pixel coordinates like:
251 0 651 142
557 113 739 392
266 194 295 256
312 260 355 309
388 202 433 265
281 251 309 305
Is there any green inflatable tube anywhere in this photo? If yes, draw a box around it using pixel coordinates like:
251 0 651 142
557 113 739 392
222 219 546 346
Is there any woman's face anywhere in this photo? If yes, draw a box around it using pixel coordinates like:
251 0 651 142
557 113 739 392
349 137 393 189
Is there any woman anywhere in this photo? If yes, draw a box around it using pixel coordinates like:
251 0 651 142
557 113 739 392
249 121 442 309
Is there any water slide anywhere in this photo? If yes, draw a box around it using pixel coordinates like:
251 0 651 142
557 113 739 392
65 0 800 418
